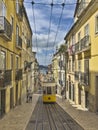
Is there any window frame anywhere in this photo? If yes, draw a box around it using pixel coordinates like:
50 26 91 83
0 50 6 70
95 15 98 34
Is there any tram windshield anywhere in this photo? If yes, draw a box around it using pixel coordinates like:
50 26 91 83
43 86 56 94
47 87 51 94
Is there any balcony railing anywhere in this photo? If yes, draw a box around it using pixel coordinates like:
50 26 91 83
75 71 79 80
15 69 22 81
68 45 75 55
75 35 91 53
75 71 89 86
0 70 12 87
16 3 23 21
75 42 79 52
77 1 87 17
16 35 22 49
81 72 89 86
59 60 65 70
27 39 31 48
0 16 12 41
81 35 91 50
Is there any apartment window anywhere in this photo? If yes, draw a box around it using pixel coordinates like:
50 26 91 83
69 59 71 72
11 54 13 69
95 15 98 34
72 56 75 72
84 24 89 36
78 60 81 71
16 0 19 13
0 1 6 16
84 59 89 85
75 60 77 71
84 59 89 72
16 57 18 69
11 16 14 33
0 51 6 70
78 32 81 42
72 34 76 45
16 24 19 45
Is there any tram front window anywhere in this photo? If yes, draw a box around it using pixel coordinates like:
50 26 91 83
47 87 51 94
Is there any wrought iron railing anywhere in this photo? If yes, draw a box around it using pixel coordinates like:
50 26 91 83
75 71 79 80
81 35 91 50
75 35 91 53
0 16 12 40
16 3 23 21
0 70 12 87
16 35 22 49
15 69 22 81
77 1 87 17
27 39 31 48
75 71 89 86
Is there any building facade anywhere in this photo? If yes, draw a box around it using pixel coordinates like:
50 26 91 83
52 51 65 96
64 0 98 112
0 0 35 118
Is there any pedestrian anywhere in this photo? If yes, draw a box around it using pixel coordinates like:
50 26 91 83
26 89 30 103
29 90 33 102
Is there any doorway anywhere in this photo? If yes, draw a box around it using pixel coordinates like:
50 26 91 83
0 90 5 118
10 87 14 109
95 76 98 112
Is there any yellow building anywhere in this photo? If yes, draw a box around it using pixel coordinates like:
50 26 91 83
64 0 98 112
52 53 58 92
21 5 33 103
0 0 34 117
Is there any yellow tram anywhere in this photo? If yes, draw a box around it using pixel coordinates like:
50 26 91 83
42 81 56 103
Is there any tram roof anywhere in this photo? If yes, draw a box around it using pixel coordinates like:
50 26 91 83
41 82 56 87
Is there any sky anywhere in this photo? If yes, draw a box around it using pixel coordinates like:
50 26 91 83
24 0 77 66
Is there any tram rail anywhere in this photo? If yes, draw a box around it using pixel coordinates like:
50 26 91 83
25 96 84 130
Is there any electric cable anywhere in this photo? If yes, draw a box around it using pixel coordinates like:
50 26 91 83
23 0 78 66
45 1 54 66
31 1 40 62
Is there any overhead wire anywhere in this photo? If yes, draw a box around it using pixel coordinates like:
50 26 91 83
52 2 65 52
10 0 91 6
45 1 54 66
31 1 40 62
9 0 91 66
23 0 77 66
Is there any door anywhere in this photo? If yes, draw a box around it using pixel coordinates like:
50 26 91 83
16 83 18 105
96 76 98 112
0 90 5 118
10 88 14 109
85 91 89 108
78 87 81 105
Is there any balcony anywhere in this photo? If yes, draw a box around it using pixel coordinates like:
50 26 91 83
27 39 31 48
59 60 65 70
80 72 89 86
75 71 79 80
75 42 79 52
24 61 33 72
16 35 22 49
81 35 91 50
15 69 22 81
75 71 89 86
16 3 23 21
0 16 12 41
68 45 75 55
77 1 88 17
75 35 91 53
0 70 12 87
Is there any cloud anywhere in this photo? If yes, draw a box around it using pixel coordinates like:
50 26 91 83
24 0 77 65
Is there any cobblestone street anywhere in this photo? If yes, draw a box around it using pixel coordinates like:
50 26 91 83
0 94 98 130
